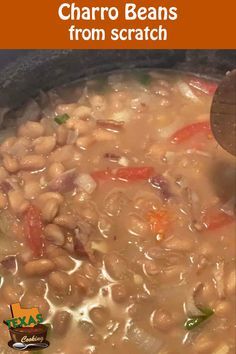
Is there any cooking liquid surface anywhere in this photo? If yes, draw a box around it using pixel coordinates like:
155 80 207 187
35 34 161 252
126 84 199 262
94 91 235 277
0 70 235 354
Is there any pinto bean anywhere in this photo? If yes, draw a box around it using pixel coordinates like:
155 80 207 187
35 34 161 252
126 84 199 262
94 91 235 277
192 334 214 353
151 309 175 331
52 255 75 271
41 198 60 222
54 214 77 230
93 128 117 142
8 189 29 214
66 117 92 134
24 181 42 200
215 300 231 317
0 136 17 153
44 224 65 246
48 271 71 295
18 121 45 138
56 103 77 115
37 191 64 205
76 136 95 150
19 154 46 171
82 262 98 280
33 136 56 154
24 259 55 276
71 105 92 119
2 154 20 173
79 205 98 225
52 311 72 336
111 283 128 303
89 306 109 326
49 145 76 163
127 214 150 237
74 273 96 296
56 125 68 145
46 244 68 258
163 235 194 252
48 162 65 179
143 260 159 276
104 253 128 280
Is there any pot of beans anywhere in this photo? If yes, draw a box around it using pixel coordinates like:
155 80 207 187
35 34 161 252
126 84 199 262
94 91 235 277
0 50 235 354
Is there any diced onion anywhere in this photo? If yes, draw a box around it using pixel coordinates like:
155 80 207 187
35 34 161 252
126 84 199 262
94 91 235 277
111 110 131 123
75 173 97 194
177 81 200 103
213 261 225 299
91 241 108 253
118 156 129 167
126 322 163 354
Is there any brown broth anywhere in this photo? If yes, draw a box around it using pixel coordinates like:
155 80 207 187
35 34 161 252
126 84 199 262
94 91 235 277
0 70 235 354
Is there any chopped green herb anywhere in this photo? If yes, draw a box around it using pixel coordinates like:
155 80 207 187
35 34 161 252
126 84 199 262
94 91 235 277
184 306 214 331
135 72 152 86
54 114 70 125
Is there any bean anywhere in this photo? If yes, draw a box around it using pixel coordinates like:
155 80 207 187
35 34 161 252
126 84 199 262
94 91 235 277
54 214 77 229
56 103 77 115
46 244 68 258
215 300 231 317
3 154 19 173
0 136 17 153
192 334 214 353
18 121 45 138
127 214 150 237
143 260 159 276
44 224 65 246
41 198 60 222
0 191 8 209
32 280 47 296
52 255 75 271
52 311 72 336
226 269 236 296
74 273 95 296
2 283 23 303
48 162 65 179
82 262 98 280
24 181 42 200
151 309 174 331
37 191 64 206
24 259 55 276
71 105 92 119
76 136 95 150
49 145 75 163
89 306 108 326
33 136 56 154
104 253 128 280
8 189 29 214
19 154 46 171
163 235 194 251
66 117 92 134
111 283 128 303
56 125 68 145
93 128 117 142
90 95 106 111
48 271 71 295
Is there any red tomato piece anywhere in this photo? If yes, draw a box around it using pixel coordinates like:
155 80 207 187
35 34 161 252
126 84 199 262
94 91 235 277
23 205 44 257
203 210 235 231
171 121 212 144
188 77 218 96
116 166 155 181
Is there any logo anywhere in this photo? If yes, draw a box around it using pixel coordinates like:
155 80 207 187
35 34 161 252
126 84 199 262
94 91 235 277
3 302 50 351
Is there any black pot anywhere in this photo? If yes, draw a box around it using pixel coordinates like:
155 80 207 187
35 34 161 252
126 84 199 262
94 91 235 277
0 50 236 109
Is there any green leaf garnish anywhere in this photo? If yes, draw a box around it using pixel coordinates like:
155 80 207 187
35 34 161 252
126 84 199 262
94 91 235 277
184 306 214 331
54 113 70 125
